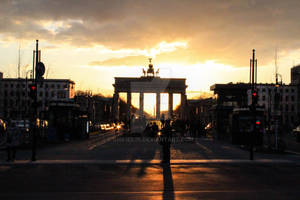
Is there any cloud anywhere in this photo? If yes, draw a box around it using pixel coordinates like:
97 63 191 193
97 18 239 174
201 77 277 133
89 55 147 67
1 0 300 66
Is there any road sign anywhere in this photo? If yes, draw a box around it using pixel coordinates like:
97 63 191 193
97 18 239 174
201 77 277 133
36 62 45 78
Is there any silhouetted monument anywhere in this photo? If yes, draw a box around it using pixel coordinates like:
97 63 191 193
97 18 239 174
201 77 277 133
113 59 187 120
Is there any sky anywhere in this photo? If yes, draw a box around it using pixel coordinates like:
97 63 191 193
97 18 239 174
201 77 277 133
1 0 300 112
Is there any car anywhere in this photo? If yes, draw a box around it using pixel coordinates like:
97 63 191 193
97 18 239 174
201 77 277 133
292 125 300 142
292 125 300 136
0 119 7 146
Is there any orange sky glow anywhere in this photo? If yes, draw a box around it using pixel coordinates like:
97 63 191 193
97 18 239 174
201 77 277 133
1 1 300 113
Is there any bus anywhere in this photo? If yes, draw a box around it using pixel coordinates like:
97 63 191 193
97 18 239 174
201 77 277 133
230 107 265 145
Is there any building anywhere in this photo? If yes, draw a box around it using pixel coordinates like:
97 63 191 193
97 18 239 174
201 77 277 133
210 82 299 138
186 98 215 125
0 72 75 120
247 84 298 127
74 91 113 124
291 65 300 85
291 65 300 123
210 83 250 139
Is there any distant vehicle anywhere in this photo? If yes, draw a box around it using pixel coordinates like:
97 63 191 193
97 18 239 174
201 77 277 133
0 119 6 146
11 120 31 144
130 118 146 135
11 120 30 132
292 125 300 142
0 119 6 131
230 108 265 145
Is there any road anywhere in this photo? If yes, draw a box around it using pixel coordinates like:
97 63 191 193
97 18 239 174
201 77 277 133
0 129 299 199
1 130 299 161
0 162 299 200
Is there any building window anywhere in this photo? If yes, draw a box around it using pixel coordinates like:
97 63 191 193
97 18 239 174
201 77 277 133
57 84 61 89
51 84 55 88
286 105 289 112
286 96 289 101
51 91 55 98
262 96 266 101
285 89 289 93
291 89 295 93
39 92 43 97
45 84 48 88
57 91 66 99
10 84 13 88
262 88 266 92
291 105 295 111
291 96 295 101
45 92 48 97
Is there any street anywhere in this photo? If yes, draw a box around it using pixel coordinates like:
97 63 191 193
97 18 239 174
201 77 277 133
0 130 300 199
0 162 299 200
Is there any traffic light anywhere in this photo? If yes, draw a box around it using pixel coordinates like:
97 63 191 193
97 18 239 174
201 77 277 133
28 83 37 99
252 89 258 105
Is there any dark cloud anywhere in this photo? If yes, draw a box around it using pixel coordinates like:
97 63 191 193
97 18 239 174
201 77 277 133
1 0 300 66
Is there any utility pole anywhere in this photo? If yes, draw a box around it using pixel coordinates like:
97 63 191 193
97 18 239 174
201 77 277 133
31 40 46 161
249 49 258 160
31 40 39 161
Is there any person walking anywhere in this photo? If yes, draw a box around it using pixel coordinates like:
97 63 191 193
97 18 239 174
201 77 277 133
6 122 21 162
161 119 172 164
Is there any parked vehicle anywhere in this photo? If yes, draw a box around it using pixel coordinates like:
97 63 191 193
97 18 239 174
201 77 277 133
11 120 30 144
292 125 300 142
0 119 7 146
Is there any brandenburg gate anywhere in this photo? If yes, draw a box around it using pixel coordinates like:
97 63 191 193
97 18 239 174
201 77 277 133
113 59 187 120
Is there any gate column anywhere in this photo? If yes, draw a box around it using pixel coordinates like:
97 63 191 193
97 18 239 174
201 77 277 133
127 92 131 121
156 92 160 120
168 92 173 119
113 92 119 121
139 92 144 117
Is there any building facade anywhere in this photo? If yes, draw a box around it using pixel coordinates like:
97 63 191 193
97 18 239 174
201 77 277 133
247 84 298 127
0 73 75 119
210 81 299 139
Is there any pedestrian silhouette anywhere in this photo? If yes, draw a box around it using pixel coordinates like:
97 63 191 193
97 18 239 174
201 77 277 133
161 119 172 164
6 121 21 162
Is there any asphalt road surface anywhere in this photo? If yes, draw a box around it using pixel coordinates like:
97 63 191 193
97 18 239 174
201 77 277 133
0 131 300 199
0 162 299 200
1 131 299 161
